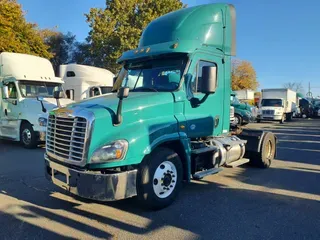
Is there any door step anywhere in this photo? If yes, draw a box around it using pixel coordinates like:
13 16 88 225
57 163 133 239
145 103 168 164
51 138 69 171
225 158 250 168
192 168 223 180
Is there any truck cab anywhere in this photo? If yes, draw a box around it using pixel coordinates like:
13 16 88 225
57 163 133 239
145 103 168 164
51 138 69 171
230 91 256 125
59 64 115 102
0 52 73 148
44 4 277 210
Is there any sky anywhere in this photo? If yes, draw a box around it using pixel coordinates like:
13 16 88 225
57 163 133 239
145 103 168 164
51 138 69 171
18 0 320 96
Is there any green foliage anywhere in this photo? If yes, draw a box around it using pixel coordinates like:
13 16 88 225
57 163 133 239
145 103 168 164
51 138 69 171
41 30 77 73
232 59 259 91
86 0 184 73
0 0 52 58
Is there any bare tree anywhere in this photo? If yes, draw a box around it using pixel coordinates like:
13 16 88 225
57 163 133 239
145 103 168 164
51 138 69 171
283 82 304 93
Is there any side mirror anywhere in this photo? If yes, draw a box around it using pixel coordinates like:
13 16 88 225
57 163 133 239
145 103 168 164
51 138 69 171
3 86 9 99
200 66 217 94
54 90 64 99
117 87 129 99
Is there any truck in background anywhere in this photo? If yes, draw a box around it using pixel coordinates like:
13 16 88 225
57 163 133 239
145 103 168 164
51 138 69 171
59 64 115 102
234 89 254 101
258 88 297 123
44 4 277 210
0 52 73 148
231 91 256 125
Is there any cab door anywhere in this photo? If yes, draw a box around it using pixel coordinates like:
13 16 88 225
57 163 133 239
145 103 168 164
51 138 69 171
0 81 20 139
184 52 226 138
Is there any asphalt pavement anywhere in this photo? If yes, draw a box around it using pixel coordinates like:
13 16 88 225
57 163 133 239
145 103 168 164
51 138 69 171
0 118 319 240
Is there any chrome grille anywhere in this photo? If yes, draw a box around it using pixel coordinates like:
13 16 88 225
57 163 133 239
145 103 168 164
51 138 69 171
262 110 275 115
46 115 87 162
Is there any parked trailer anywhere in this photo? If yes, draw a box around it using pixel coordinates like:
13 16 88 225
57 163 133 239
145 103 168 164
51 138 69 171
234 89 254 100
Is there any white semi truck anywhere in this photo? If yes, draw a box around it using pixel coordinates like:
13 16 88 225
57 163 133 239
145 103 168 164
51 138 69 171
59 64 115 102
0 52 73 148
257 88 297 123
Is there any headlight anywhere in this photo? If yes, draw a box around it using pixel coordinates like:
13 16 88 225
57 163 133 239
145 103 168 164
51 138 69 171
38 117 47 127
245 111 251 116
90 140 128 163
275 111 282 115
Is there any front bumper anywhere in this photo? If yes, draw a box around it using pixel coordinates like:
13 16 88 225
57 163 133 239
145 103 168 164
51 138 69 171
44 154 137 201
257 115 282 121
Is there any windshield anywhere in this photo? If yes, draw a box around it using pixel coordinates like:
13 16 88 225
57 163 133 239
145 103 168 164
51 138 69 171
261 99 283 107
18 80 64 98
113 55 187 92
100 86 113 94
230 95 240 104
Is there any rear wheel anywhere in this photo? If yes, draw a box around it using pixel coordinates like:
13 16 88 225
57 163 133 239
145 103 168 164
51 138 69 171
249 132 276 168
20 122 38 149
136 147 183 210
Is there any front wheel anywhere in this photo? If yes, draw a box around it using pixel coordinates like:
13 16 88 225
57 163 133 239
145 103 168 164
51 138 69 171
234 114 243 125
20 122 38 149
136 147 183 210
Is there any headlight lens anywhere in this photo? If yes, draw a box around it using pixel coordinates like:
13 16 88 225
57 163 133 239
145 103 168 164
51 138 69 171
245 111 251 116
38 117 47 127
90 140 128 163
275 111 282 115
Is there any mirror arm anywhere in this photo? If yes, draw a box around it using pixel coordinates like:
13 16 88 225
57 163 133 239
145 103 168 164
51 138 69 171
190 93 210 108
40 101 47 113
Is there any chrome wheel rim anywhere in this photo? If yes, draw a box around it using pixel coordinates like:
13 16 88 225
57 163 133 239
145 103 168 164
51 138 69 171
22 129 32 145
153 161 177 198
266 140 272 159
234 116 240 125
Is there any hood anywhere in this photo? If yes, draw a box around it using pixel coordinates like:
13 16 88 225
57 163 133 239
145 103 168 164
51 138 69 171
68 92 174 115
232 102 252 111
22 97 74 112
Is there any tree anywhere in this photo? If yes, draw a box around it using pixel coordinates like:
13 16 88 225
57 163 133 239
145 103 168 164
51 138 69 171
41 30 77 73
85 0 184 73
282 82 304 93
231 59 259 91
0 0 52 58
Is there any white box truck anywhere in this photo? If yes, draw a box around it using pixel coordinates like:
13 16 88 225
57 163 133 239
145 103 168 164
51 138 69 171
59 64 115 102
0 52 73 148
234 89 255 100
257 88 297 123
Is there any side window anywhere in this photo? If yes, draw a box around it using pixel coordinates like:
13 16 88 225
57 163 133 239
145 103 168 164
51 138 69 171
89 87 100 97
66 89 74 100
66 71 76 77
5 82 18 99
193 60 217 93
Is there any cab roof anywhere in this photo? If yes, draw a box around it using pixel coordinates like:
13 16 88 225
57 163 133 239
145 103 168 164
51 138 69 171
118 3 236 64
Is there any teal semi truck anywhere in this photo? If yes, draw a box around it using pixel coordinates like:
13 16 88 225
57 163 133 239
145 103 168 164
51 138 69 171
44 3 277 210
230 91 256 125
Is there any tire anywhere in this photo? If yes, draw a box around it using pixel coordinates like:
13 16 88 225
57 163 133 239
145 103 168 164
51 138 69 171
234 114 243 125
136 147 183 210
20 122 38 149
257 119 261 123
279 114 285 124
249 132 276 168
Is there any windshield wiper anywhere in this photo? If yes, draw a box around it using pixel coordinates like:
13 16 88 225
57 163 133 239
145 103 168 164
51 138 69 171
132 87 158 92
